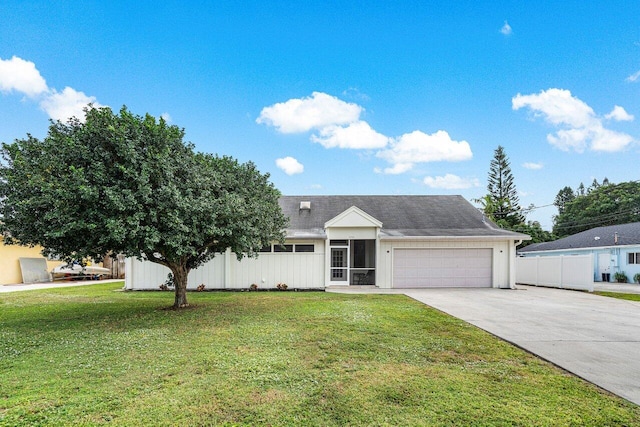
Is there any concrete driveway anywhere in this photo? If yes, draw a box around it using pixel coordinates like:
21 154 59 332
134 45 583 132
403 286 640 406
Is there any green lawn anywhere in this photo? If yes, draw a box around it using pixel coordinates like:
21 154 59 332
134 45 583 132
595 291 640 302
1 283 638 426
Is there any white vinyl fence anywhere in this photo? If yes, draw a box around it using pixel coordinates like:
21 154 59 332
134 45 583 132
516 254 594 292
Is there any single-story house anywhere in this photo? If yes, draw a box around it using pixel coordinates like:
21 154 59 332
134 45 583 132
518 222 640 283
125 195 530 290
0 236 60 285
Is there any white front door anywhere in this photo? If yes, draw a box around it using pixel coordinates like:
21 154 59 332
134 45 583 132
330 247 349 283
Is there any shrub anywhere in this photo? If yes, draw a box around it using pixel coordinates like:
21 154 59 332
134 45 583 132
249 283 258 291
614 271 628 283
276 283 288 290
634 273 640 284
159 273 175 290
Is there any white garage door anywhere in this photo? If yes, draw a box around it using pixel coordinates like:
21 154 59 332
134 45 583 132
393 248 492 288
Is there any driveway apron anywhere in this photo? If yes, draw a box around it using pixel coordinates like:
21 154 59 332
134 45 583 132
403 285 640 406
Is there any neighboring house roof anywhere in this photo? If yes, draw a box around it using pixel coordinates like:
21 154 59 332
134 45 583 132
279 195 529 240
519 222 640 253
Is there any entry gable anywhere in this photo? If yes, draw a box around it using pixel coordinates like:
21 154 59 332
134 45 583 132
324 206 383 229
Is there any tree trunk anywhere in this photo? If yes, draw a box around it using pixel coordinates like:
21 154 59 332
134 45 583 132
168 263 190 308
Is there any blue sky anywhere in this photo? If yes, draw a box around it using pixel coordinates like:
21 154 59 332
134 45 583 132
1 1 639 230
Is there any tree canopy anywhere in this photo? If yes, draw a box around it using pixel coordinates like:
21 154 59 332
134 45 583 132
553 180 640 237
553 186 575 215
0 106 288 308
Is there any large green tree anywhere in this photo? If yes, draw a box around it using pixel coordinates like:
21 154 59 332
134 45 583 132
553 180 640 237
0 106 287 308
553 186 575 215
479 145 524 227
510 221 555 248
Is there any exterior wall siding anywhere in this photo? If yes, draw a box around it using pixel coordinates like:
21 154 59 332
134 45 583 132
326 227 377 240
230 252 324 289
125 241 325 290
125 256 225 290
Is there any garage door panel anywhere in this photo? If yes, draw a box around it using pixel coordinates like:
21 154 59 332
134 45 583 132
393 248 492 288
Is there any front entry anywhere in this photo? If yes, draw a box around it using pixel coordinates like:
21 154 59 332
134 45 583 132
330 247 348 283
329 240 376 285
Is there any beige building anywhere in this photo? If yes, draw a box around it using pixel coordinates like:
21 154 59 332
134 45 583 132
0 237 60 285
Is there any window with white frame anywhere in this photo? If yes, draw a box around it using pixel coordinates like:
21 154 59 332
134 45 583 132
274 244 293 253
628 252 640 264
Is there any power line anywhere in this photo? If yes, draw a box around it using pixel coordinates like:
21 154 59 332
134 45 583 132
519 203 555 213
553 209 640 231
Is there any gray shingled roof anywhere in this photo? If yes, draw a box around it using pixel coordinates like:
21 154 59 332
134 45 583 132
519 222 640 253
279 195 529 239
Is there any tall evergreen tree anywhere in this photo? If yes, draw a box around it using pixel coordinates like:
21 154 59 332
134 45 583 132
486 145 523 227
553 186 575 215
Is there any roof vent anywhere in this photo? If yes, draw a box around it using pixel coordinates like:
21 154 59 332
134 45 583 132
299 201 311 210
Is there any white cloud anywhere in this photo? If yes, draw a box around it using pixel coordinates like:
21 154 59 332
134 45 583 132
589 126 634 152
379 163 413 175
256 91 362 133
423 174 480 190
259 92 474 174
512 88 596 128
310 120 389 149
512 88 635 152
275 156 304 175
0 55 104 123
0 56 48 97
522 162 543 170
376 130 473 174
500 21 512 36
39 87 102 122
161 112 172 123
626 70 640 82
605 105 634 122
341 87 370 101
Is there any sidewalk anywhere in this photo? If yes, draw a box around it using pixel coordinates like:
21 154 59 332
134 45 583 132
593 282 640 294
0 279 123 293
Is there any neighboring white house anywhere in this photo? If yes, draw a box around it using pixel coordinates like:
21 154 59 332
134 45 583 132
125 195 529 290
518 222 640 283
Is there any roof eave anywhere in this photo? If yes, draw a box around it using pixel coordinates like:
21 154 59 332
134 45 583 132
519 243 640 254
380 234 530 241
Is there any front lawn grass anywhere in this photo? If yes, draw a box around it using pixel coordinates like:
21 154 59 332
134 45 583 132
595 291 640 302
1 282 639 426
